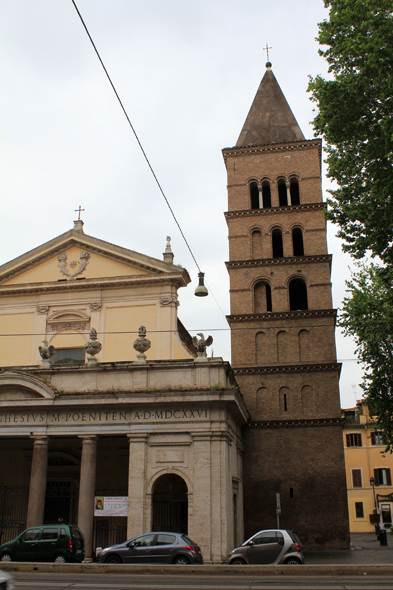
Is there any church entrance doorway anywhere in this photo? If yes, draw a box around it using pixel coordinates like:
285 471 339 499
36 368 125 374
152 474 188 534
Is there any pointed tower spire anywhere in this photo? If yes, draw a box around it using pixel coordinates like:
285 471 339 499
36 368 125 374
236 63 305 147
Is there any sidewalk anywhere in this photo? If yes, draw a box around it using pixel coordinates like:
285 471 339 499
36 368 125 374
304 533 393 565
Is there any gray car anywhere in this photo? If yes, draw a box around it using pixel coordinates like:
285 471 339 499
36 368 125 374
228 529 304 565
96 532 203 565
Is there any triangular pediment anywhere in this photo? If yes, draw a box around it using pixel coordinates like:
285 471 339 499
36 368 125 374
0 226 188 286
236 67 305 147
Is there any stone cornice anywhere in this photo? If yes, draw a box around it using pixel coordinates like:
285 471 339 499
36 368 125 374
227 309 337 322
233 362 341 375
0 272 189 297
247 417 343 429
222 137 322 161
226 254 332 269
224 202 325 221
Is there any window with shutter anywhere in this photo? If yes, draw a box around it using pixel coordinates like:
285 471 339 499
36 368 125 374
371 431 384 445
374 468 392 486
346 433 362 447
352 469 362 487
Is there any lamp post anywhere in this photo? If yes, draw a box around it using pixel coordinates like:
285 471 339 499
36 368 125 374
370 476 379 535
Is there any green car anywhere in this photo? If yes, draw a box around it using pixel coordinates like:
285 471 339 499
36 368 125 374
0 524 85 563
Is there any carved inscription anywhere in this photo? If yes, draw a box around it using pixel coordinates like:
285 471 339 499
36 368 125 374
0 408 209 426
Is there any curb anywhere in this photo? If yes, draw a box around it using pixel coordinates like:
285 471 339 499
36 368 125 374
1 563 393 576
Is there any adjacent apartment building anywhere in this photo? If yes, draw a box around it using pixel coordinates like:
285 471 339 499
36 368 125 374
343 400 393 532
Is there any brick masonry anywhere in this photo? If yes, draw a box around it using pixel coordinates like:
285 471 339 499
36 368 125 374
223 88 350 548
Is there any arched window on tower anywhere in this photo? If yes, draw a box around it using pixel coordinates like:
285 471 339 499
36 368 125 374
254 281 272 313
290 178 300 205
251 230 263 259
272 228 283 258
250 182 259 209
289 278 308 310
278 179 288 206
292 227 304 256
262 181 271 208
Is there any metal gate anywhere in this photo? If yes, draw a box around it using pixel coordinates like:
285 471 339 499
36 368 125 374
44 482 79 525
93 489 127 552
0 486 29 544
152 474 188 534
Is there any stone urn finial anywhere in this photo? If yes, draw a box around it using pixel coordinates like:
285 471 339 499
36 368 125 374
84 328 102 366
133 326 151 364
38 340 55 367
192 333 213 360
163 236 174 264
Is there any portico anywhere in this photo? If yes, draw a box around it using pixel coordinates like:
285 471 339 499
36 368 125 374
0 359 248 562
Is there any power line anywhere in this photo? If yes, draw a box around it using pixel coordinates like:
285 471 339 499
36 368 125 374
70 0 201 273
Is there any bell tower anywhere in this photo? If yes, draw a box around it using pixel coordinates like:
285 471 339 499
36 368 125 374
223 63 349 548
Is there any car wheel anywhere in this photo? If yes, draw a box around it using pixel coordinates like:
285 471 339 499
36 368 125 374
0 553 12 562
173 555 190 565
105 554 122 564
284 557 301 565
230 558 246 565
54 554 67 563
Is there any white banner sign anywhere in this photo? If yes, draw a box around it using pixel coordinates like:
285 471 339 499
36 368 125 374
94 496 128 517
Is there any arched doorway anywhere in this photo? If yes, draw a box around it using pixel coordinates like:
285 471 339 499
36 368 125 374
152 474 188 533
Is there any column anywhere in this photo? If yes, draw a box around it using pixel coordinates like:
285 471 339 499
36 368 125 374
26 436 49 528
127 434 148 538
77 436 97 560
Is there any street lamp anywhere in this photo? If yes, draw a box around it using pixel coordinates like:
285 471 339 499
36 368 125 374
370 476 377 511
370 476 379 536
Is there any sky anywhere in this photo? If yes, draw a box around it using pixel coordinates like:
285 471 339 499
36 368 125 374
0 0 364 408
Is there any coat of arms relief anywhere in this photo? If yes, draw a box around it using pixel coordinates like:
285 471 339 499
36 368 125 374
58 251 90 279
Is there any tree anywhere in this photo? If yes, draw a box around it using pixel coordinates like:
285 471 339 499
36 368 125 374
308 1 393 446
340 264 393 451
308 0 393 263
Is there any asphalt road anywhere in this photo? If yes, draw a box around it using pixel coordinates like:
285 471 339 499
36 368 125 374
9 572 393 590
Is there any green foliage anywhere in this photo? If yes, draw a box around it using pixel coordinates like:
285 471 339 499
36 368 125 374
339 263 393 451
308 0 393 262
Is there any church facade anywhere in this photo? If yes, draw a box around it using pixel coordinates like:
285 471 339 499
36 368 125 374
223 63 349 548
0 220 248 562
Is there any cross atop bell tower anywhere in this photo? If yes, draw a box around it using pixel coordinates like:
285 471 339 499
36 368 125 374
223 65 349 549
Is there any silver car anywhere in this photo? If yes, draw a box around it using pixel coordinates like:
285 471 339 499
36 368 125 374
228 529 304 565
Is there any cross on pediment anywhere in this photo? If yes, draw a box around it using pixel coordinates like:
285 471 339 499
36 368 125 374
75 206 85 220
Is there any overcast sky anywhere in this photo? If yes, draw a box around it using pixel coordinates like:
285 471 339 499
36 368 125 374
1 0 364 408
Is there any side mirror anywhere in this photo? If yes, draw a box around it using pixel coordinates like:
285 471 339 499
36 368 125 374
127 541 135 548
247 541 254 546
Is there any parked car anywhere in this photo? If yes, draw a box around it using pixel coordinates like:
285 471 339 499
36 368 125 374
96 531 203 564
0 570 14 589
228 529 304 565
0 524 85 563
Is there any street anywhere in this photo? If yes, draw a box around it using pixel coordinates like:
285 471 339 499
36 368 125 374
9 572 393 590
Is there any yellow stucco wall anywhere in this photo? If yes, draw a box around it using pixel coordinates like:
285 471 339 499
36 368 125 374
2 246 149 285
104 305 156 362
344 410 393 532
0 313 35 366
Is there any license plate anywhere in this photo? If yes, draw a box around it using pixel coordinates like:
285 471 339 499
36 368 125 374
76 550 82 553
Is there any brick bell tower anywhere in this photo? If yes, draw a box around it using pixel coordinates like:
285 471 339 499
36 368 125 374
223 62 349 548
